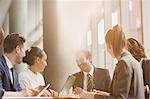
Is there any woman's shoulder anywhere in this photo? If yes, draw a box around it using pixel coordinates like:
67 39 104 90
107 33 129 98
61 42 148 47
37 72 44 78
142 58 150 68
117 54 139 72
19 69 31 78
120 52 140 66
117 60 129 69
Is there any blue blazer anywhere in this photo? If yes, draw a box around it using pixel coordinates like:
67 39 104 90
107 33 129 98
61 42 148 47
0 55 22 97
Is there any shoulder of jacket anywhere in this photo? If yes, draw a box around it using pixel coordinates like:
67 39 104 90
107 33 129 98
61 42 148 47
72 71 82 76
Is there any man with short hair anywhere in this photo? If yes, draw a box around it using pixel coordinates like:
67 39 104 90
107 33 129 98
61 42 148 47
0 33 36 97
72 50 111 92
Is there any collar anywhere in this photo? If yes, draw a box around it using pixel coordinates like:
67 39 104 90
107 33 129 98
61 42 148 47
28 68 38 76
4 55 13 69
140 57 147 65
140 57 144 65
83 65 94 76
119 51 131 60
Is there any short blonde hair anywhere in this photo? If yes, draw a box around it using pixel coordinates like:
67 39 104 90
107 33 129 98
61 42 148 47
105 25 126 58
76 50 92 62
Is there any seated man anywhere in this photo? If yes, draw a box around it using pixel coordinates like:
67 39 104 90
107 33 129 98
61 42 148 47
0 33 47 97
72 50 111 92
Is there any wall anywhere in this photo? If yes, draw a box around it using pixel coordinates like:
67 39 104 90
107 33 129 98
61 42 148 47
143 0 150 57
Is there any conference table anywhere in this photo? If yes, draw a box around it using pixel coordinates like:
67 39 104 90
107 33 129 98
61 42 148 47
2 95 80 99
2 97 79 99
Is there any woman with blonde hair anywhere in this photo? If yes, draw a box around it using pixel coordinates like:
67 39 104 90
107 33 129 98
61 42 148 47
75 25 145 99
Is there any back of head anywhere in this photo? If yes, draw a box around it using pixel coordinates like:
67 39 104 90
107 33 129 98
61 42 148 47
22 47 45 65
105 24 126 58
127 38 146 62
4 33 26 54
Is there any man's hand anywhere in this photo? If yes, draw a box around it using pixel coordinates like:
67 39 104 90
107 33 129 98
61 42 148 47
41 89 52 97
73 87 83 95
78 90 95 98
20 88 38 96
93 89 110 96
73 87 94 98
35 85 54 97
48 88 58 97
145 85 150 94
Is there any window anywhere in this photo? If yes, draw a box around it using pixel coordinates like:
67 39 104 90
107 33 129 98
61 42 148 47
86 30 92 51
98 19 105 67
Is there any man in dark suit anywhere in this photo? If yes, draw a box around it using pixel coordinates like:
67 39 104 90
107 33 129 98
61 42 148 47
0 55 22 92
72 50 111 92
0 33 36 97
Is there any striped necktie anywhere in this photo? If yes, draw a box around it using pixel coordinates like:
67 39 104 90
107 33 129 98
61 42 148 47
87 73 94 91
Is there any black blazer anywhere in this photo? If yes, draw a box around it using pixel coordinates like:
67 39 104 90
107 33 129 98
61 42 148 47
0 55 22 97
72 67 111 92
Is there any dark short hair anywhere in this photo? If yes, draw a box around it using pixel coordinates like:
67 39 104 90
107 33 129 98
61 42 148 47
4 33 26 53
22 47 45 65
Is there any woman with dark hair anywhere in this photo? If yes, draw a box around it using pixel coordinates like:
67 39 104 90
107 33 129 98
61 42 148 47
127 38 150 99
19 47 47 89
19 47 58 97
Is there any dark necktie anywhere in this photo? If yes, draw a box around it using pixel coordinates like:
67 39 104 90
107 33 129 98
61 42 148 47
87 73 94 91
10 68 14 85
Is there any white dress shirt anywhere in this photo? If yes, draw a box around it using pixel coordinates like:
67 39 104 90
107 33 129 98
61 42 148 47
4 55 14 85
19 68 45 89
83 66 94 91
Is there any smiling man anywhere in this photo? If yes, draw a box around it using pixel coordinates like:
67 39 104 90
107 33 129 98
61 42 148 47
71 50 111 92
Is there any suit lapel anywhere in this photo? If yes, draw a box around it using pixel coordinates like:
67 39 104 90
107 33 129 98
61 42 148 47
93 67 96 77
93 67 96 81
77 72 84 88
1 56 13 86
93 67 97 89
81 72 84 87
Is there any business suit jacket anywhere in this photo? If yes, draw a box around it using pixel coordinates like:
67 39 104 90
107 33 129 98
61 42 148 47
72 67 111 92
142 58 150 99
0 55 22 97
95 52 145 99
